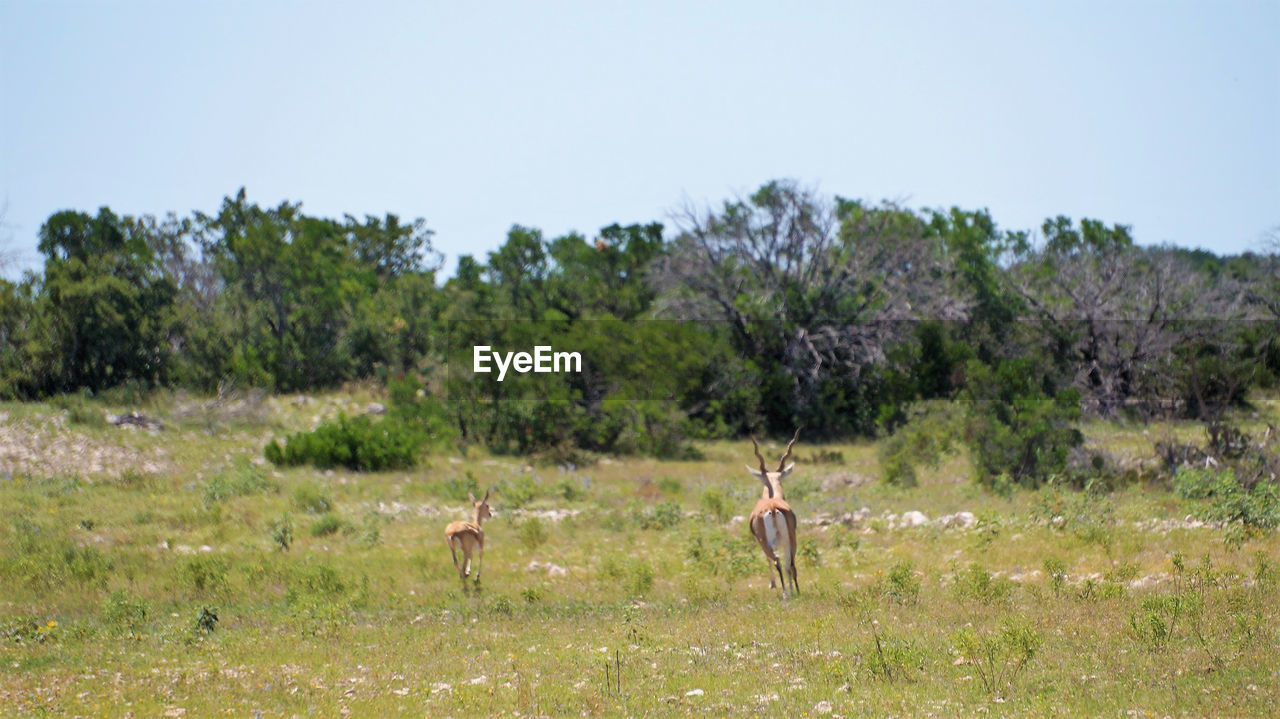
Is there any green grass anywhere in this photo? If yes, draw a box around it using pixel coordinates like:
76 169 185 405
1 395 1279 716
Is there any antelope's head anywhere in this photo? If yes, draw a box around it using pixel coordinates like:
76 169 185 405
745 429 800 499
469 489 494 523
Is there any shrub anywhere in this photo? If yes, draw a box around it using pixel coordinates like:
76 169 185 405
182 556 229 595
1042 557 1068 597
553 477 585 501
101 590 148 633
952 619 1042 696
270 514 294 551
50 392 106 428
879 400 963 487
700 486 733 523
1031 478 1116 550
517 517 548 548
961 358 1083 489
292 484 334 515
1173 468 1280 545
437 471 480 503
798 538 820 567
633 500 683 530
195 607 219 634
310 513 346 537
265 413 419 471
1128 590 1203 651
685 527 756 577
803 448 845 465
291 564 346 598
861 627 928 683
953 564 1013 605
656 476 683 495
3 518 114 590
886 560 920 605
627 561 655 596
499 473 538 509
203 462 277 505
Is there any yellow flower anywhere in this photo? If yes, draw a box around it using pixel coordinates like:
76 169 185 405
47 620 57 627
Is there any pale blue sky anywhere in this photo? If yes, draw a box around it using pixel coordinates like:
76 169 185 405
2 1 1277 279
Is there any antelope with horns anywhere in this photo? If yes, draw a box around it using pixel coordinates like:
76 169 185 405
445 490 493 584
747 430 801 599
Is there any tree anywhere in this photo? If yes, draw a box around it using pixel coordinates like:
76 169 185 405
655 180 965 435
196 188 440 390
1007 217 1243 417
33 207 177 393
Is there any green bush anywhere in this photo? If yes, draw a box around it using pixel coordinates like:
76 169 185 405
270 514 294 551
101 590 149 633
1174 468 1280 532
1173 468 1280 547
886 560 920 605
952 619 1042 696
656 476 683 495
203 462 277 505
265 413 419 471
700 486 733 523
553 477 585 501
310 513 346 537
685 527 756 577
293 484 334 515
861 630 928 683
1042 557 1068 597
633 500 683 530
437 471 481 503
1128 592 1202 651
961 358 1083 488
953 564 1013 605
517 517 548 548
1031 479 1117 549
879 401 963 487
182 555 229 595
627 561 655 596
499 473 539 509
2 518 113 591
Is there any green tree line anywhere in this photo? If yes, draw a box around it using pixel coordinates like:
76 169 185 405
2 181 1277 466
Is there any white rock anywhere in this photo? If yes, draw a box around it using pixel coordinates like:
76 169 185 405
902 510 929 527
685 688 704 697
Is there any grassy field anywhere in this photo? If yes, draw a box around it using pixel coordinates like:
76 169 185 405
2 391 1278 717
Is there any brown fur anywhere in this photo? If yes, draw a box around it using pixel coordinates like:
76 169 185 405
444 490 492 582
745 431 801 598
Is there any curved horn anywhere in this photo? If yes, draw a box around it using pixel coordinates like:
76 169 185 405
750 435 768 475
776 428 800 472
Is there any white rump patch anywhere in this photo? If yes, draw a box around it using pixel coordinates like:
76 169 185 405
764 510 790 556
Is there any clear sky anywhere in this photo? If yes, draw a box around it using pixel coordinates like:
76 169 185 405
2 0 1277 279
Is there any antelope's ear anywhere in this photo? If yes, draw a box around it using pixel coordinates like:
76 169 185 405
468 492 476 504
745 464 766 479
482 489 490 503
779 462 795 478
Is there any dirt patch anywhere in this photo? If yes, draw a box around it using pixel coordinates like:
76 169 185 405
0 413 167 480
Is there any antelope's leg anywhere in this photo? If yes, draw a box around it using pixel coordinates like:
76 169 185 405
447 537 464 578
783 512 799 596
750 515 779 588
774 558 787 597
474 542 484 583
